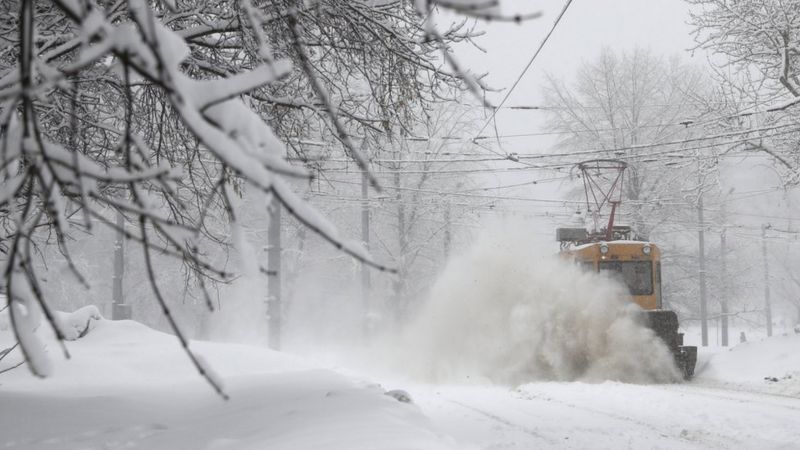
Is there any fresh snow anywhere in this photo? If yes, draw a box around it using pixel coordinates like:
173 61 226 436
695 333 800 396
0 317 458 450
404 333 800 449
2 311 799 449
53 305 102 341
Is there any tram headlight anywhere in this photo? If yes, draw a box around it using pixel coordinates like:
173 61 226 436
642 245 651 255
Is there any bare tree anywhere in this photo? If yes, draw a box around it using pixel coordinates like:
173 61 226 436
0 0 527 394
687 0 800 184
368 100 484 325
542 47 708 239
279 99 486 336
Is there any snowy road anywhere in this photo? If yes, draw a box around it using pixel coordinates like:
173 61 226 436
411 381 800 449
3 315 799 449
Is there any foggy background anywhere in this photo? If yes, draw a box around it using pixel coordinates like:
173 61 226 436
31 0 800 356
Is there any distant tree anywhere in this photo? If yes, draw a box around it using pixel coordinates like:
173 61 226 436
773 234 800 329
687 0 800 184
688 0 800 100
542 47 708 239
367 100 484 325
277 99 485 338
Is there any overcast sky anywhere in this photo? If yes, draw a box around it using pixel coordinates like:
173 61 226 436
436 1 800 239
446 0 700 140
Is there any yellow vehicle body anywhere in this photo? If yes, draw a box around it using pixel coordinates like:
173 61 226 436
563 239 697 379
554 157 696 378
564 241 662 310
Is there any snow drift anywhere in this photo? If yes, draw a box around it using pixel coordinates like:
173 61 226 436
392 224 680 385
697 333 800 396
0 316 460 450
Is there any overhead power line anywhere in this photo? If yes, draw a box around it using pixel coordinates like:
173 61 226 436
514 123 800 162
403 122 715 143
473 0 575 140
495 100 795 110
408 119 798 146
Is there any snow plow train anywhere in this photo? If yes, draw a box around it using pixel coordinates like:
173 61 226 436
558 228 697 379
558 160 697 379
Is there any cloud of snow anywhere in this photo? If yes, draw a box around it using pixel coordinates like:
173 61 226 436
282 259 365 352
384 221 681 385
205 221 269 345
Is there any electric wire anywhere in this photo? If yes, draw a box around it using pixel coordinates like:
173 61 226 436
472 0 576 144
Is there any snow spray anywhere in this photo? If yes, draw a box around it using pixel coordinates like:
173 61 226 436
392 222 681 385
205 221 269 344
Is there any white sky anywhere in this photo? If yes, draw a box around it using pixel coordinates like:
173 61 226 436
432 1 702 231
445 0 700 141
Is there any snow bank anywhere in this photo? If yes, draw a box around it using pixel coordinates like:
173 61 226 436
54 305 102 340
0 315 459 449
387 223 680 385
697 333 800 396
204 221 269 345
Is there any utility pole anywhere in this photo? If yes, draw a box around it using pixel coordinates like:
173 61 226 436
267 197 282 350
443 202 451 259
392 136 407 327
762 223 773 337
361 169 371 338
719 227 729 346
112 210 131 320
698 193 708 346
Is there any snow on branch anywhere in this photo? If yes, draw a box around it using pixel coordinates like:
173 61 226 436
284 9 381 191
0 0 505 395
428 0 542 22
412 1 535 109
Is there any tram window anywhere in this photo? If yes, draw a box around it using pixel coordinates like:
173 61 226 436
598 261 653 295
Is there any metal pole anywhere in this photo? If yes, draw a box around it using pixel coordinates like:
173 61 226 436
698 194 708 346
361 169 371 338
112 210 130 319
392 134 406 327
720 227 729 346
268 197 282 350
762 224 773 337
393 165 405 325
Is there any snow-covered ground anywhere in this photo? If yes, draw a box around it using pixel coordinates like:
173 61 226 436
0 317 458 450
405 331 800 449
411 377 800 449
1 313 799 449
696 332 800 396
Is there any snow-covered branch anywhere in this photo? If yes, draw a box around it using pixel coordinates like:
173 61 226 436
0 0 500 395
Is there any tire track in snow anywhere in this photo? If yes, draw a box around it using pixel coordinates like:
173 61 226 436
437 388 716 449
514 387 731 449
644 382 800 448
442 397 561 446
420 382 800 449
651 382 800 412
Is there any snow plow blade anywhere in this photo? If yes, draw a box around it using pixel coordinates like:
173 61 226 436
643 310 697 380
